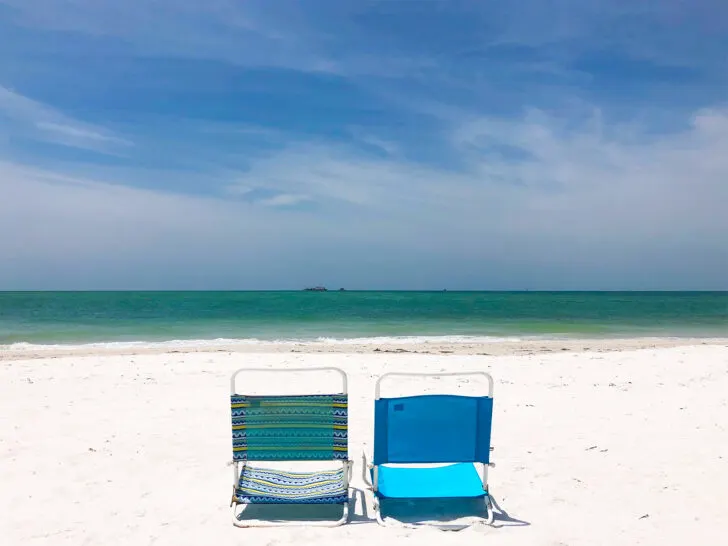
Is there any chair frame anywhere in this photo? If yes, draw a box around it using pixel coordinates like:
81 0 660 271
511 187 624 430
230 366 353 527
362 371 495 528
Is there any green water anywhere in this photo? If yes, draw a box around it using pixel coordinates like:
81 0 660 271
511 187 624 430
1 291 727 346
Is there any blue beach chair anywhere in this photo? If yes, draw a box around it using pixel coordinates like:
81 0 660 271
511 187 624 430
363 372 495 528
230 367 352 527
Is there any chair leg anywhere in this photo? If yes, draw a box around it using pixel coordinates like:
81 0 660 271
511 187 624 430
231 502 248 528
335 499 350 527
361 452 373 488
373 499 419 529
373 500 387 527
484 495 495 525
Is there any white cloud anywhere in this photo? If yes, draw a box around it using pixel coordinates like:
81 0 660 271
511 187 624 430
1 105 727 289
221 106 728 288
258 193 311 207
2 0 724 88
0 0 333 73
34 122 129 145
0 161 412 289
230 106 728 236
0 86 132 152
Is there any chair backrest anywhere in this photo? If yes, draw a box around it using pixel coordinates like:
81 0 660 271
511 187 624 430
231 393 348 461
373 394 492 465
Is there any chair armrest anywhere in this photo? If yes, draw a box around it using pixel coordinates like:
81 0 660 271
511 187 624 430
361 451 374 488
230 460 240 486
343 459 353 487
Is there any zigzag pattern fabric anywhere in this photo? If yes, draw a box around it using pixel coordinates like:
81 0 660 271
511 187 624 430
234 465 348 504
231 394 348 461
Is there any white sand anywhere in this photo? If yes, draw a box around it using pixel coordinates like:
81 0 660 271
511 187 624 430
2 342 728 545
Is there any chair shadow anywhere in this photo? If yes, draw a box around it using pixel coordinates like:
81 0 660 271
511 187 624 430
489 495 530 528
349 488 373 524
379 494 530 530
234 488 529 529
234 487 372 526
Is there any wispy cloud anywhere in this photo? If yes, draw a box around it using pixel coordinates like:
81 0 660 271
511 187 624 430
0 85 132 152
226 105 728 284
0 159 400 289
2 0 726 89
229 184 313 208
1 102 727 289
34 122 127 144
0 0 332 73
259 193 311 207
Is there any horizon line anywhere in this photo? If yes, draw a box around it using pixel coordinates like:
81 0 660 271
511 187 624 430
1 289 728 294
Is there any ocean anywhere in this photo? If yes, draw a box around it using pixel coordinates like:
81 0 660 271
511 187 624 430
1 291 727 347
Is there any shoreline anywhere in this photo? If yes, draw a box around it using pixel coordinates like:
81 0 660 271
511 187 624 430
2 335 726 361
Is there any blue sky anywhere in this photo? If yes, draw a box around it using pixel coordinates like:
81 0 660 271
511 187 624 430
1 0 727 290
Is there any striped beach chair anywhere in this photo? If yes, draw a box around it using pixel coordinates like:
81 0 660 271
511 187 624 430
230 367 352 527
363 372 495 529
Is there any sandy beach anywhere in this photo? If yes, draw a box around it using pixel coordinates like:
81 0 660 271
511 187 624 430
2 340 728 545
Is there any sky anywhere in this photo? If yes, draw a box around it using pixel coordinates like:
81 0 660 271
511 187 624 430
1 0 727 290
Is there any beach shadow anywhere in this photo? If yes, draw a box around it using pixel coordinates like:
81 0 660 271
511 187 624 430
489 495 530 528
233 487 370 526
379 495 530 530
233 489 529 529
349 488 373 524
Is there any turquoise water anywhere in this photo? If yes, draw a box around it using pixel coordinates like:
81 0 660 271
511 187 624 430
1 291 727 346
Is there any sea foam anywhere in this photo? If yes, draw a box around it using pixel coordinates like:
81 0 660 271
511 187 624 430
0 334 525 352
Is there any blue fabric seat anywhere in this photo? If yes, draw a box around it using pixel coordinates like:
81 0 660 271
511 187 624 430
374 463 486 499
235 465 348 505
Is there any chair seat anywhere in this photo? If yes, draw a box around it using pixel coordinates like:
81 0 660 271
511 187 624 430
235 465 348 504
373 463 486 499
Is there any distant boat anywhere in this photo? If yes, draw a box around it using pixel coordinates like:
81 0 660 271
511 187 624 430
303 286 328 292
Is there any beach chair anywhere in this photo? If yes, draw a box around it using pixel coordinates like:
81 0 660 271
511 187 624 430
230 367 352 527
363 372 495 528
